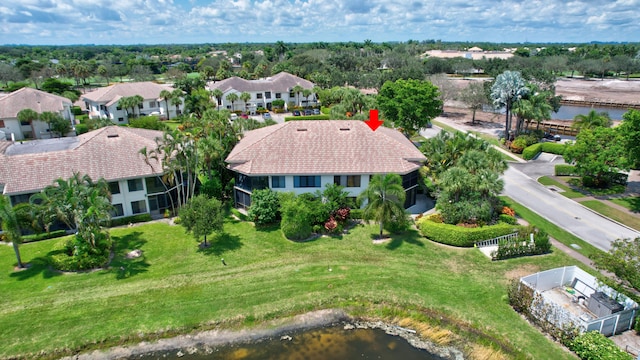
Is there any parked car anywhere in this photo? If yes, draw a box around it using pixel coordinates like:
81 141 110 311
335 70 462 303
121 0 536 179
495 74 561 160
229 113 238 121
312 109 320 115
304 109 313 116
292 110 301 116
262 112 272 120
240 113 249 119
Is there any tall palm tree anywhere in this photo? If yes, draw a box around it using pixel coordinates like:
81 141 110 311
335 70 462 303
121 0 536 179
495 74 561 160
118 96 134 119
572 110 612 130
358 174 406 239
159 89 173 120
292 85 303 107
226 93 239 112
490 71 528 139
239 92 251 111
0 195 24 269
211 88 223 110
171 89 184 117
302 88 312 108
131 95 144 117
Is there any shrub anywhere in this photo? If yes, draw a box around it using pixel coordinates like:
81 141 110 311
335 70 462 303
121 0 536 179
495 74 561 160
501 206 515 217
71 106 84 116
48 233 112 271
555 164 577 176
510 137 527 153
350 208 364 219
75 123 89 135
522 143 542 160
248 189 280 225
384 213 412 234
568 331 633 360
284 115 331 121
499 214 518 225
23 230 68 243
492 228 551 260
109 213 152 227
425 213 444 223
417 219 520 247
280 197 313 240
541 142 568 155
128 116 168 131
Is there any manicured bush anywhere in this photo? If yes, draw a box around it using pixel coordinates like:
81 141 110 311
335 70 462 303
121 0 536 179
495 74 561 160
284 115 331 121
350 208 364 219
522 143 542 160
555 164 577 176
48 233 112 271
541 142 568 155
128 116 168 131
109 213 152 227
248 189 280 225
567 331 633 360
75 123 89 135
384 213 412 234
23 230 68 243
417 219 520 247
499 214 518 225
510 137 527 153
71 106 84 116
280 196 313 240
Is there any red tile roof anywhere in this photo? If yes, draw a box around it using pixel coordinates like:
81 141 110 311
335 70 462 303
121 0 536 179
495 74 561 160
0 127 164 195
226 120 425 176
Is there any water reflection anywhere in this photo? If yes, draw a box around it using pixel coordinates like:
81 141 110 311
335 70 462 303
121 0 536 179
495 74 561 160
552 105 627 120
140 326 445 360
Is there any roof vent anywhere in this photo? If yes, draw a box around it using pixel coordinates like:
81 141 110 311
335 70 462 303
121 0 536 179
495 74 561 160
339 128 350 131
296 128 307 132
107 134 119 138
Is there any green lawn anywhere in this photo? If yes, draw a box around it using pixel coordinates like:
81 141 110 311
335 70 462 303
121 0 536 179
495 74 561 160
610 196 640 213
579 200 640 231
0 219 581 359
538 176 585 199
502 196 602 260
164 120 181 131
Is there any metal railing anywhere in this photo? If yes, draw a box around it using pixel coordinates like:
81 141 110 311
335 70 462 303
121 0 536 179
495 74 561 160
476 232 519 248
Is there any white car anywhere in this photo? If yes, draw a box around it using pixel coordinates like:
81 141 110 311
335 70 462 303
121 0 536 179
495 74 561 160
229 113 238 121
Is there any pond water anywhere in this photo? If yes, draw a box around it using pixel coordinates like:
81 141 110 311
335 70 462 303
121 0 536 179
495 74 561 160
552 105 628 121
137 326 447 360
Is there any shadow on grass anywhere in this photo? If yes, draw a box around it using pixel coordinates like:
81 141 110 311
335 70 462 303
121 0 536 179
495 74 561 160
622 197 640 212
108 231 150 280
198 232 242 257
9 255 62 281
385 229 425 250
254 223 281 234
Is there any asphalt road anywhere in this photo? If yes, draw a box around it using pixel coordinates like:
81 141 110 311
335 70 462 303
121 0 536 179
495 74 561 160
502 165 640 251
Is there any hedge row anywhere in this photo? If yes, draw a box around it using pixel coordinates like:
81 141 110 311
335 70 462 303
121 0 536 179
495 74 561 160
417 219 521 247
555 164 577 176
284 115 331 121
522 142 569 160
568 331 633 360
23 230 68 243
109 213 153 227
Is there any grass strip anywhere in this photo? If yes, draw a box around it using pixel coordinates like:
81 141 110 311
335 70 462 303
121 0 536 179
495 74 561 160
579 200 640 232
610 196 640 212
501 196 602 259
537 176 585 199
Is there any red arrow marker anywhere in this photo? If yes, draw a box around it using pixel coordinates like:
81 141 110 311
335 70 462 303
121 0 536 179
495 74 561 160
365 109 383 131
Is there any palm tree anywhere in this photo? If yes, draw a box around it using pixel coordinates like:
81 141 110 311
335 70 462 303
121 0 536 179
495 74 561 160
131 95 144 117
159 89 173 120
211 88 223 110
17 108 39 139
0 195 24 269
357 174 406 239
171 89 183 117
226 93 239 112
239 92 251 111
572 110 612 130
302 88 312 108
292 85 303 107
490 71 528 140
118 96 134 119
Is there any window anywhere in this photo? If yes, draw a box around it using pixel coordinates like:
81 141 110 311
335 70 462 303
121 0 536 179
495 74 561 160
275 93 281 99
271 176 285 188
118 117 124 122
138 103 143 109
289 91 295 97
111 204 124 217
20 120 30 126
265 91 271 99
131 200 147 214
256 93 263 99
127 179 144 192
294 176 321 188
0 120 4 128
402 171 419 189
346 175 361 187
149 101 158 108
109 181 121 194
116 105 122 110
334 176 342 186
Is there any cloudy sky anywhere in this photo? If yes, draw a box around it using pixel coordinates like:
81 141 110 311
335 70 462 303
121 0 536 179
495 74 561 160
0 0 638 45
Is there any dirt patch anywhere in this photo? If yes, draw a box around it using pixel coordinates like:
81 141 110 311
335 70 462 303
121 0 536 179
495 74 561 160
504 264 540 280
555 78 640 105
